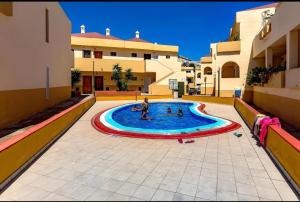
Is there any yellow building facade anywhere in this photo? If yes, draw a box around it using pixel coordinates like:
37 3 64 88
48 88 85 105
0 2 73 129
71 26 186 95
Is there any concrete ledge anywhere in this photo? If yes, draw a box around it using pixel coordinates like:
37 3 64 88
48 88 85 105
0 96 96 190
234 98 300 193
96 95 173 101
95 91 141 97
182 95 235 105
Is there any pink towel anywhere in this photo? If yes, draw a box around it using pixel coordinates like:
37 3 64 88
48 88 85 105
259 117 281 145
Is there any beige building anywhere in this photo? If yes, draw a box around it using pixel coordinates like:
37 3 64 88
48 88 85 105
251 2 300 130
71 26 186 95
199 2 300 130
0 2 73 129
199 3 278 98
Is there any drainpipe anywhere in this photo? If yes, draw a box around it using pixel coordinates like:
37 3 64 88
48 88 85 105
92 60 95 97
217 67 220 97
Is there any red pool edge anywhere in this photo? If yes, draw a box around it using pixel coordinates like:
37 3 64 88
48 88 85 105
91 103 241 139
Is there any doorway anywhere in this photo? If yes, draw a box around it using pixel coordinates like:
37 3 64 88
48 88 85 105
95 76 104 91
143 77 152 93
82 76 92 94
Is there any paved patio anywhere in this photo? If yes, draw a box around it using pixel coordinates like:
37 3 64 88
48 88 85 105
0 99 298 201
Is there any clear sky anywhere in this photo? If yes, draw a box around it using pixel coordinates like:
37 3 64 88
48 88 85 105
60 1 273 61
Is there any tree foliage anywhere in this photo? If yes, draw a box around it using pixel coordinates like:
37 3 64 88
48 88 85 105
111 64 135 91
71 68 81 87
246 65 286 86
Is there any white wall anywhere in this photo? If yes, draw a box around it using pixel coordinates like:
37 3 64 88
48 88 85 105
0 2 72 91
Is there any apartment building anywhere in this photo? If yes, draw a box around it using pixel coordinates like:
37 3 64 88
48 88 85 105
199 3 277 98
251 2 300 130
0 2 73 129
179 56 201 91
71 26 186 95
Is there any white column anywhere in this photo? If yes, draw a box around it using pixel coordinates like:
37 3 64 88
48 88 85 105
287 31 299 69
265 48 273 67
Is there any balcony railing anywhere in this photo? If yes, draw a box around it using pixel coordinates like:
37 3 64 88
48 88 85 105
217 41 241 53
259 22 272 40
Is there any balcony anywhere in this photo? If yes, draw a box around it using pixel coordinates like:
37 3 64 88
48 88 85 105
74 58 145 73
259 22 272 40
0 2 13 16
200 56 212 63
217 41 241 54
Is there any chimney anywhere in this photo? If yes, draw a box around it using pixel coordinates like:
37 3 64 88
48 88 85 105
106 28 110 36
135 31 140 38
80 25 85 34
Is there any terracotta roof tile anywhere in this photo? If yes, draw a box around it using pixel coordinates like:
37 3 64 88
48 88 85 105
71 32 121 40
127 37 151 43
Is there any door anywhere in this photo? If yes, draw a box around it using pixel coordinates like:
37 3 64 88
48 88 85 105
95 76 104 91
82 76 92 94
94 51 103 59
178 82 184 98
143 77 152 93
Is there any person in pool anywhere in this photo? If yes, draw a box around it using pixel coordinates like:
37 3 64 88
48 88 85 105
177 107 183 117
167 106 172 113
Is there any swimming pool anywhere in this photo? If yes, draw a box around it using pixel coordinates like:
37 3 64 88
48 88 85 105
92 101 240 139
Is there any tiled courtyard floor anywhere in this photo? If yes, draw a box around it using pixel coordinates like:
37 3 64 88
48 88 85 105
0 99 298 201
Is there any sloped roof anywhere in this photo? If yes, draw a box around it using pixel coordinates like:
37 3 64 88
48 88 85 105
71 32 121 40
127 37 151 43
244 3 278 11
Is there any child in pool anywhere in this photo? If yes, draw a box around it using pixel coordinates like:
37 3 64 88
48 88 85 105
177 107 183 117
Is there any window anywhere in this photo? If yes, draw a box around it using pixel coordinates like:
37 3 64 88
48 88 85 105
110 52 117 56
204 67 212 75
186 70 191 73
166 55 170 59
131 77 137 81
45 9 49 43
169 79 178 90
197 73 201 78
153 55 158 60
94 51 103 59
138 87 142 91
131 53 137 57
83 50 91 58
144 54 151 60
106 87 109 91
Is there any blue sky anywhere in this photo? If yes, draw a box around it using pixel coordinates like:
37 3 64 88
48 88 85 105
60 1 273 61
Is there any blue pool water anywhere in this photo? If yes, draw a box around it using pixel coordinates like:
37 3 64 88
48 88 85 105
111 102 216 130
